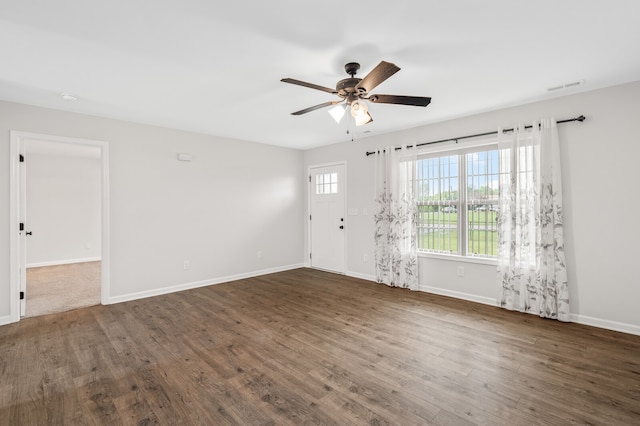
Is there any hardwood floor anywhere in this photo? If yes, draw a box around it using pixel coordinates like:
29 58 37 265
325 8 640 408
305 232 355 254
1 268 639 425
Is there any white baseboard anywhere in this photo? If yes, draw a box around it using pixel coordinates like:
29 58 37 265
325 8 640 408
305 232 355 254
346 271 376 282
419 285 497 306
27 257 101 268
107 263 305 305
0 315 12 326
421 285 640 336
571 313 640 336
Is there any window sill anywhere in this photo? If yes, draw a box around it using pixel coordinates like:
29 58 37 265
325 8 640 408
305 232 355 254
418 251 498 266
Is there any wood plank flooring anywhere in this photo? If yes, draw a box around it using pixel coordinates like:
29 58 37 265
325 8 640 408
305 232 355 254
1 268 639 425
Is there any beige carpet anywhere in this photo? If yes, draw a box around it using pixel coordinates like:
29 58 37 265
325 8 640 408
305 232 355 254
25 261 101 318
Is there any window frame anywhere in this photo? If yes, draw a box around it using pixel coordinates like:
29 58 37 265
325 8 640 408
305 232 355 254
416 139 499 265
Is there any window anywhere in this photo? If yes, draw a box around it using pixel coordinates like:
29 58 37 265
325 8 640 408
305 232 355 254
417 145 499 258
316 172 338 194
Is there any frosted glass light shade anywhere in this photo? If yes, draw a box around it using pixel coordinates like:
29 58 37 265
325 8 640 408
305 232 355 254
350 101 372 126
354 111 373 126
350 101 368 117
328 104 346 123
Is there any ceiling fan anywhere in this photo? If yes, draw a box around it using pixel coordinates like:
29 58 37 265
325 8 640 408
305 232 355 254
281 61 431 126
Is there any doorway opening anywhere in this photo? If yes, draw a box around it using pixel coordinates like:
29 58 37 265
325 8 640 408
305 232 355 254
9 132 110 322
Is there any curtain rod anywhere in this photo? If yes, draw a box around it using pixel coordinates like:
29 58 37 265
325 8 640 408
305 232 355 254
364 115 585 156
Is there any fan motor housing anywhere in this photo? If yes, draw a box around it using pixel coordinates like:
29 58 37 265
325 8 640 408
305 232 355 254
336 78 362 96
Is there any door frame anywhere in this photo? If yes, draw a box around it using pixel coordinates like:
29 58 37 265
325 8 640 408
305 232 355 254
307 161 347 274
9 131 110 323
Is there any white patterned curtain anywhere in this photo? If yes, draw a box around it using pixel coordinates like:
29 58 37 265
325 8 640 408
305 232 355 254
497 118 570 321
373 145 419 290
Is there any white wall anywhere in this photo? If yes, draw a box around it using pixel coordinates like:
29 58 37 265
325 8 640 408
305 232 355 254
303 81 640 334
0 101 304 322
25 152 101 266
2 82 639 334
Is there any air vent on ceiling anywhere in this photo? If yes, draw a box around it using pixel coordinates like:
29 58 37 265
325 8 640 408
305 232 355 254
547 80 585 92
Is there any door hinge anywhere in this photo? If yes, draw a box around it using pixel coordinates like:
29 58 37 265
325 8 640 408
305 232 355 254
20 291 24 300
308 175 311 183
19 154 24 163
309 253 312 259
19 222 24 231
309 214 312 221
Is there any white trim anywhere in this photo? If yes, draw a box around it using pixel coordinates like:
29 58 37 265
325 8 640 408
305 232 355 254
415 136 497 156
419 285 497 306
9 131 110 323
420 284 640 336
418 251 498 266
308 160 348 170
346 271 376 282
108 263 304 305
571 314 640 336
26 257 102 268
100 139 111 306
9 134 20 322
0 315 12 326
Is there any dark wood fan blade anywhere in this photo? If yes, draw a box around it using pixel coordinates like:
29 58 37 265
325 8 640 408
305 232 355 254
281 78 338 94
355 61 401 93
291 100 342 115
368 94 432 107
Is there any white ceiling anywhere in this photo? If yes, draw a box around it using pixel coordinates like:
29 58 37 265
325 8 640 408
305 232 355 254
1 0 639 150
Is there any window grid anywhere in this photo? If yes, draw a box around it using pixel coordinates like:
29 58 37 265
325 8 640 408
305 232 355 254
466 150 499 258
417 155 460 254
417 146 499 258
316 172 338 194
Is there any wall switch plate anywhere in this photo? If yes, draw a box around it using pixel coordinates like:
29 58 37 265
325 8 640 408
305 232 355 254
183 260 190 270
457 266 464 277
257 251 263 259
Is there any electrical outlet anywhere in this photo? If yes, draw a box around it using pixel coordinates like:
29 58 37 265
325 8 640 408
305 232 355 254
457 266 464 277
257 251 263 259
85 242 91 249
183 260 190 270
363 254 368 262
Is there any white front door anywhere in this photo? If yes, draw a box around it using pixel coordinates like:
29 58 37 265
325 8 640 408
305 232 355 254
309 164 345 273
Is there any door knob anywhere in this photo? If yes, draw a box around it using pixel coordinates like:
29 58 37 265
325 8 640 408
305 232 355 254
26 231 32 236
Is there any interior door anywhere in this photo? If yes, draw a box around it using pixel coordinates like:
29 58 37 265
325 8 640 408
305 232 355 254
310 164 345 273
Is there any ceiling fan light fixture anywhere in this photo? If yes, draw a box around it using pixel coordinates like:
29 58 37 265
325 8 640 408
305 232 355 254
354 111 373 126
351 101 372 126
350 100 368 117
281 60 430 126
328 104 346 123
